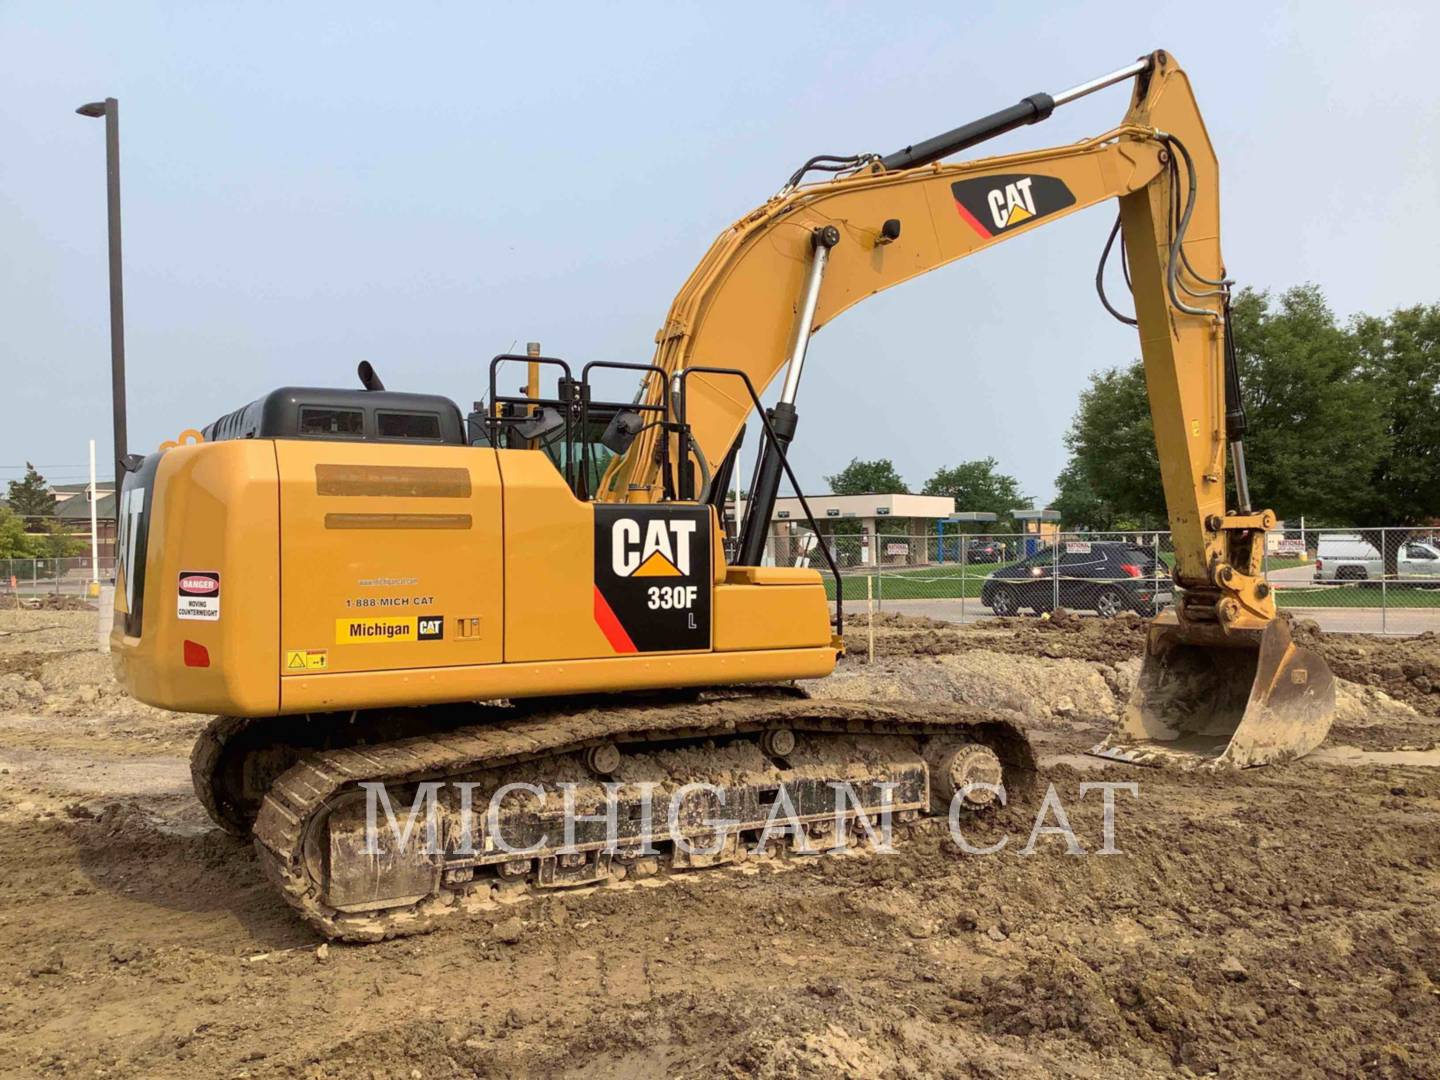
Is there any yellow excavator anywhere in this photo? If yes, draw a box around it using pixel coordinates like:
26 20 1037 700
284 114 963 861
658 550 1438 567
112 49 1333 940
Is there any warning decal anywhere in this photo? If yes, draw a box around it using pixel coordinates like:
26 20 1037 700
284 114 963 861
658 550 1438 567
285 649 329 671
177 571 220 621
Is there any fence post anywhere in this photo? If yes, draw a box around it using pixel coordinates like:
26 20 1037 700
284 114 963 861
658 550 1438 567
959 534 968 624
1381 526 1388 635
1052 534 1061 612
1153 532 1162 600
866 574 874 663
875 541 883 613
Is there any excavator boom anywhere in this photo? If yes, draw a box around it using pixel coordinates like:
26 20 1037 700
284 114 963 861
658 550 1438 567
603 48 1334 766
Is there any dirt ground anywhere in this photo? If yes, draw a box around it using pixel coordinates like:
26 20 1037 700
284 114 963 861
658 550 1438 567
1 609 1438 1078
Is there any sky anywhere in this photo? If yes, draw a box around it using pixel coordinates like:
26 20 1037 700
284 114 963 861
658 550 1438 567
3 2 1438 503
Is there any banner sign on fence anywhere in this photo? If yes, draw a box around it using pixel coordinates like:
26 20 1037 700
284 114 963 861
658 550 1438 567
1065 541 1092 554
885 542 909 556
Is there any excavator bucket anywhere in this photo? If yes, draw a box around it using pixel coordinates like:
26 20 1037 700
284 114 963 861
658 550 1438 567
1090 613 1334 768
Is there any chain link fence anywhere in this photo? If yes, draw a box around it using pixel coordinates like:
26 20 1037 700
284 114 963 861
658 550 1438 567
1 556 114 599
763 526 1440 636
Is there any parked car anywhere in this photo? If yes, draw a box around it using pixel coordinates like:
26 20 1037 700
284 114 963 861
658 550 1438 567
1314 535 1440 582
965 539 1007 564
980 541 1172 618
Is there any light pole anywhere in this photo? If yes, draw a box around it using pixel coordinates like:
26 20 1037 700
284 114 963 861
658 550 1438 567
75 97 130 482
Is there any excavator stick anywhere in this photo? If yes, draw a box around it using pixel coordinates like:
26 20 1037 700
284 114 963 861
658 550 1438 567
1090 613 1334 769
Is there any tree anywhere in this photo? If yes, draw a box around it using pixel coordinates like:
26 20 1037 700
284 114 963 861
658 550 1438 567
1053 285 1390 530
1051 460 1116 532
36 520 83 560
1052 361 1165 530
1352 302 1440 525
823 458 907 495
0 505 30 558
1228 286 1385 526
6 463 56 530
922 457 1031 530
821 458 908 540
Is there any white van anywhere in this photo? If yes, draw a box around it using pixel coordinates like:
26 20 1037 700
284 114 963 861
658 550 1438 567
1314 534 1440 582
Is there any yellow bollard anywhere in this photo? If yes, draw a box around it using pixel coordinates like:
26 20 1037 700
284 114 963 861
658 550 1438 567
866 576 874 664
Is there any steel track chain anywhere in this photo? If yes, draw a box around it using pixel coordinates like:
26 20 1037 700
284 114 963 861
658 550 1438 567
252 697 1034 941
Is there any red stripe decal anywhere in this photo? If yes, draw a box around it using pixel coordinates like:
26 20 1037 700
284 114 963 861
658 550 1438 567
593 586 638 653
954 198 992 239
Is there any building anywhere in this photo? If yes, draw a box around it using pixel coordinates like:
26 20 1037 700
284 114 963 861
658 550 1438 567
1012 508 1062 554
727 492 956 566
50 481 117 564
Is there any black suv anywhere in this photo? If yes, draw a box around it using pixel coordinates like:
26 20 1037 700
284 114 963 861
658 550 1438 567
980 542 1171 618
965 539 1007 564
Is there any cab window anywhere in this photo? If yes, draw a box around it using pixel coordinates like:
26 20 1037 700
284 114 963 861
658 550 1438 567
377 411 442 441
299 407 364 437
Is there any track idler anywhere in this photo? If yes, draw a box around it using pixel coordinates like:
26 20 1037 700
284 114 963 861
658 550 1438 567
1090 613 1335 768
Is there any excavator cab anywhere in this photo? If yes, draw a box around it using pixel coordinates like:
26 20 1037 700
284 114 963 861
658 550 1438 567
1093 612 1335 768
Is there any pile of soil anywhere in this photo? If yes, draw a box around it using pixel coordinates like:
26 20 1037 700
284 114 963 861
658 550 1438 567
0 612 199 756
837 612 1440 752
1296 624 1440 718
26 594 98 612
845 609 1149 666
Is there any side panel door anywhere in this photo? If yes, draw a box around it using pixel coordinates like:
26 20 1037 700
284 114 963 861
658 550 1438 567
498 450 713 661
277 442 504 675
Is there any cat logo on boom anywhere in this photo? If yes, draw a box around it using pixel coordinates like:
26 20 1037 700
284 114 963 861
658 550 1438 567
987 177 1036 229
951 173 1077 239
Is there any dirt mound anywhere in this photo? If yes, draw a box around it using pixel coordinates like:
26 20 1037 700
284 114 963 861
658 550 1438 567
0 609 105 651
833 614 1440 752
0 649 191 732
26 594 97 612
845 609 1148 666
1333 682 1440 750
1298 624 1440 718
811 650 1121 730
846 611 955 630
0 650 56 681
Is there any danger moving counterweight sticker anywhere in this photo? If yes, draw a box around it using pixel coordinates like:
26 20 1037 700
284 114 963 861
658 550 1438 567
177 571 220 621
